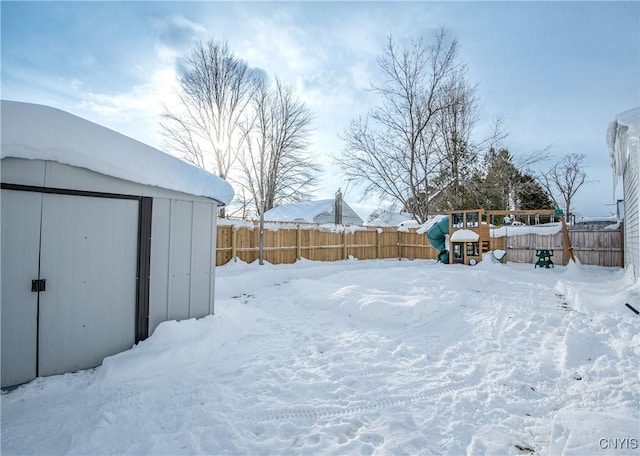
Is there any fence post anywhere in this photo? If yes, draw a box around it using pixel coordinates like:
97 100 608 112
621 223 625 267
232 224 238 262
561 217 575 264
397 230 401 259
296 224 301 260
343 226 348 260
376 228 381 259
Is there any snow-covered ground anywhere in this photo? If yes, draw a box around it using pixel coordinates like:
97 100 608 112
2 258 639 455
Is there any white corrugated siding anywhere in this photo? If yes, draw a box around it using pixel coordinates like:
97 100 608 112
341 202 365 225
314 202 363 225
607 107 640 276
624 148 639 274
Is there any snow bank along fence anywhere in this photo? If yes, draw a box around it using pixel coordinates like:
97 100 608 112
216 220 623 267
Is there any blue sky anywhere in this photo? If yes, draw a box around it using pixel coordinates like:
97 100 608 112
2 1 639 218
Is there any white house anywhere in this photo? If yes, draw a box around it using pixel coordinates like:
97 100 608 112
608 106 640 276
1 100 233 388
264 193 364 225
365 211 414 227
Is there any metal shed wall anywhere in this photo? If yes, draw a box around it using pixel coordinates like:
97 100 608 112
1 158 220 386
148 198 217 334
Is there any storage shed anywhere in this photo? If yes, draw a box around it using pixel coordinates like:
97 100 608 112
608 107 640 276
1 100 234 388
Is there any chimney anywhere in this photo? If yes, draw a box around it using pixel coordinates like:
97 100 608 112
334 188 343 225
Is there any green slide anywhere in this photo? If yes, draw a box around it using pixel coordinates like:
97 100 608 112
427 216 450 263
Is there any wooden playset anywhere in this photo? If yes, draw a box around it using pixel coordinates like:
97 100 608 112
444 209 570 266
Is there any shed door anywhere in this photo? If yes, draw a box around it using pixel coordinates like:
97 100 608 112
1 190 42 387
38 194 139 377
1 190 139 386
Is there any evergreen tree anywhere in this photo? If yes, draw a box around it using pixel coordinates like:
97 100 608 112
516 174 554 210
479 148 553 211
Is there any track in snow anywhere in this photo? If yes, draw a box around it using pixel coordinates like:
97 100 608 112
237 364 484 424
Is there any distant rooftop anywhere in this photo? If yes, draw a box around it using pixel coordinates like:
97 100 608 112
263 200 335 223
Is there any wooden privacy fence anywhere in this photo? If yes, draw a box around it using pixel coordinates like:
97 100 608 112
505 229 623 267
215 221 623 268
216 222 439 265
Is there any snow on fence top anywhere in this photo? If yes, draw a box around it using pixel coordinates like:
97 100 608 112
218 218 368 233
0 100 234 205
488 222 563 238
607 106 640 177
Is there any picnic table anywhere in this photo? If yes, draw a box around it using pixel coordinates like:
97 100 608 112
535 249 554 268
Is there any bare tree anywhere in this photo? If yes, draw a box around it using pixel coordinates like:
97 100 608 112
337 28 472 223
431 63 479 210
161 40 258 215
226 187 253 219
537 153 588 219
239 76 319 264
239 76 319 215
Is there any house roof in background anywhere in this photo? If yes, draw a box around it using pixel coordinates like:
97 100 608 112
263 200 335 223
366 211 414 227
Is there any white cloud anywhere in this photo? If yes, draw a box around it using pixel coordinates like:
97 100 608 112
238 14 328 76
154 44 182 65
151 14 207 63
4 1 628 218
75 67 180 148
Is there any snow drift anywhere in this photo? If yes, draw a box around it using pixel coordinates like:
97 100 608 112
2 259 638 455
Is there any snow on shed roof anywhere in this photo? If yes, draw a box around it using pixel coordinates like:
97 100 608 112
264 200 335 223
607 106 640 177
0 100 234 205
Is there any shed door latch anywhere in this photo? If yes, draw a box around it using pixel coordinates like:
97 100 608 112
31 279 46 293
